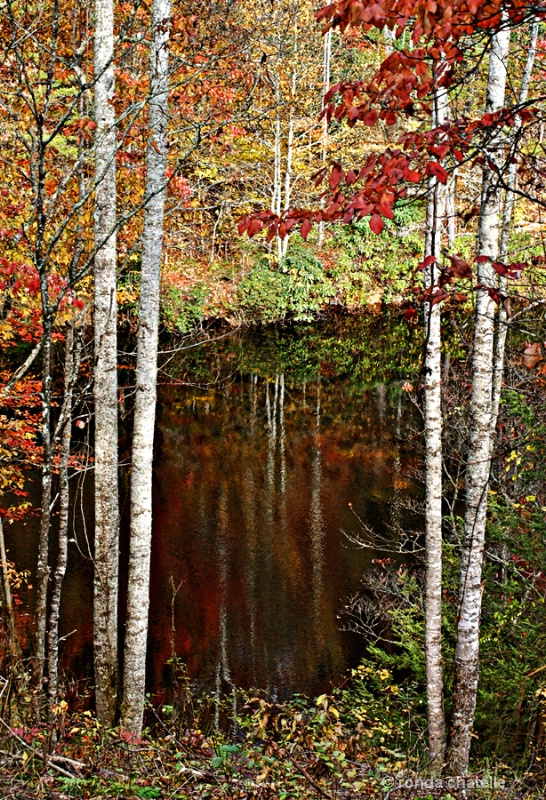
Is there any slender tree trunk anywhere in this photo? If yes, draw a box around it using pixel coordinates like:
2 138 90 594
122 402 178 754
318 27 331 248
34 322 53 703
310 382 325 645
93 0 120 726
447 27 511 775
0 515 20 659
280 114 294 260
273 117 283 262
490 21 539 434
423 84 447 770
32 16 58 703
120 0 171 735
280 20 298 260
47 322 82 716
446 168 457 247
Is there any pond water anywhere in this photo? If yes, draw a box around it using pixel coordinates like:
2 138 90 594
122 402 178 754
7 315 422 700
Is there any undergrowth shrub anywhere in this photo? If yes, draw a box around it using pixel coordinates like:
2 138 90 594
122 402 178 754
161 280 209 333
237 239 335 323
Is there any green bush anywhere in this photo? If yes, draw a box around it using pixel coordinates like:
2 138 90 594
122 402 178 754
237 239 335 323
161 280 209 333
328 204 424 306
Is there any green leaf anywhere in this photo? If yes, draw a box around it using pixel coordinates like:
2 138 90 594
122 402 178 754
220 744 240 753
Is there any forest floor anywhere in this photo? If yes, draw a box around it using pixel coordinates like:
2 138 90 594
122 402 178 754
0 700 543 800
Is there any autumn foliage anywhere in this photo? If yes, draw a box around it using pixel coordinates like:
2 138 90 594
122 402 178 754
240 0 545 252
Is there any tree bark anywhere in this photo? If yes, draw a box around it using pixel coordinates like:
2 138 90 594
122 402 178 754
273 117 283 262
490 21 538 437
33 323 53 702
0 515 20 660
93 0 120 726
423 84 447 770
280 19 298 260
318 27 331 248
447 26 511 775
446 167 457 247
47 321 82 716
33 81 57 702
280 113 294 260
120 0 171 736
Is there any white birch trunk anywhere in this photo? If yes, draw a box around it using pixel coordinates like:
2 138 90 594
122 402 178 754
446 168 457 247
490 22 538 437
424 85 447 770
120 0 171 736
280 22 298 261
273 118 283 262
93 0 120 726
318 28 331 248
447 27 511 775
33 323 53 702
48 322 82 715
0 515 20 659
280 114 294 260
34 165 55 701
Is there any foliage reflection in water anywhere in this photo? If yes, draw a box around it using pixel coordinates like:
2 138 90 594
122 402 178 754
147 319 420 698
7 317 421 699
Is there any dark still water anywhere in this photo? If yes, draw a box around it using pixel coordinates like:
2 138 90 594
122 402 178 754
7 316 421 699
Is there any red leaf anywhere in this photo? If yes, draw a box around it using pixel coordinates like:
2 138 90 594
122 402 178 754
492 261 509 276
418 255 437 271
329 163 344 190
247 218 263 237
369 214 384 235
313 167 328 187
404 168 422 183
316 6 332 21
376 203 394 220
347 106 361 123
301 219 312 240
487 287 504 304
384 110 397 126
353 198 373 215
431 290 448 306
237 217 249 235
284 218 297 233
447 254 472 278
364 109 378 126
426 161 448 184
431 143 450 159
